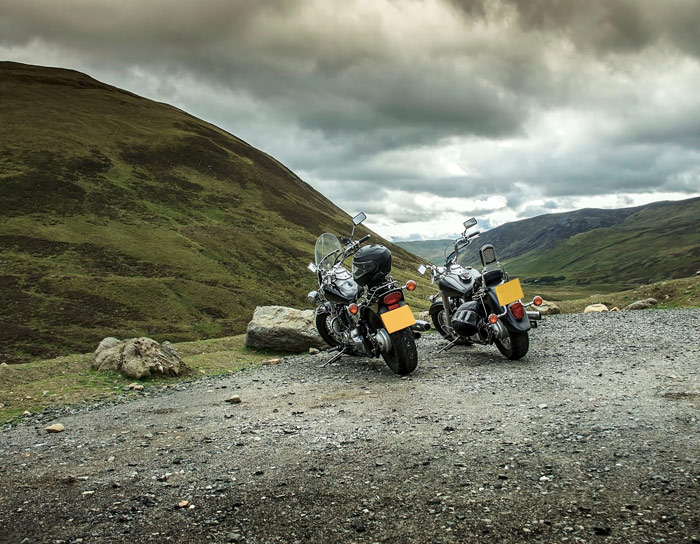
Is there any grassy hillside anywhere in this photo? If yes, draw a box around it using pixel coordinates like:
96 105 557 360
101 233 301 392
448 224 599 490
508 197 700 285
400 199 700 291
0 62 426 363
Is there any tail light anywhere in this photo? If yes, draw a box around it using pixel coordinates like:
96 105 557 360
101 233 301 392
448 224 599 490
382 290 403 311
382 291 403 305
509 301 525 320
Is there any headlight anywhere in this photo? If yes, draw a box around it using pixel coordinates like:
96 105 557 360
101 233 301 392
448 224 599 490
307 290 321 304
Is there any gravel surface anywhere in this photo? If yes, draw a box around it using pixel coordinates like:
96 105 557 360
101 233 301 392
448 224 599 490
1 310 699 544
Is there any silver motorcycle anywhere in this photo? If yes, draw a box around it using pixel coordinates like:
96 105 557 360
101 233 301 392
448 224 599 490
419 217 543 360
307 212 429 375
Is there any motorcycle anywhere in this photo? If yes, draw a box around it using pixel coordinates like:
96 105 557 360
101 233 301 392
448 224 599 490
307 212 429 375
418 217 543 360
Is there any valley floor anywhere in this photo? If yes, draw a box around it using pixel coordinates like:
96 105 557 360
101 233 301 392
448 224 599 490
1 310 699 543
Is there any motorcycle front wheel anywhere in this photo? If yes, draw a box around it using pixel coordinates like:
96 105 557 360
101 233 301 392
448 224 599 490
315 311 341 348
495 329 529 360
430 302 472 345
381 328 418 375
430 304 456 340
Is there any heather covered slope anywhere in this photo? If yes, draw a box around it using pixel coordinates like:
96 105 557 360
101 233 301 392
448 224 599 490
0 62 423 363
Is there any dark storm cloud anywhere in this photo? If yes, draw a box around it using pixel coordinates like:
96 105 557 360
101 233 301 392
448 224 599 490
449 0 700 58
2 0 700 236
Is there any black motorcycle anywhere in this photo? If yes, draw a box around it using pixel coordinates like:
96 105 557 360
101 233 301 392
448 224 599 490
307 212 429 375
418 218 543 360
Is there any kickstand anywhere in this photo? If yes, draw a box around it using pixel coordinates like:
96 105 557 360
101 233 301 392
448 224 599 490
319 347 347 367
437 336 462 354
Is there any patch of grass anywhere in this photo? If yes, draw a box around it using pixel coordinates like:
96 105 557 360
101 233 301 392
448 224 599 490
537 275 700 313
0 334 290 424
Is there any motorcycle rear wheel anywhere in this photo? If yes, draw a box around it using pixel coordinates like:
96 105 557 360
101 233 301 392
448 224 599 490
495 329 529 360
381 328 418 375
315 311 341 348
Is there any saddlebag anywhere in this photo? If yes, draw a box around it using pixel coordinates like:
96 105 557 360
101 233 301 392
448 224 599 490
451 301 481 337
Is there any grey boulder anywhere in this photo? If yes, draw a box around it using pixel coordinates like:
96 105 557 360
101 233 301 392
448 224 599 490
91 337 188 380
245 305 326 352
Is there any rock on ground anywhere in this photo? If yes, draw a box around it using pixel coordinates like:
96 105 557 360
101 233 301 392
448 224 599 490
624 297 658 310
245 305 326 352
584 303 608 313
91 337 187 380
537 299 561 315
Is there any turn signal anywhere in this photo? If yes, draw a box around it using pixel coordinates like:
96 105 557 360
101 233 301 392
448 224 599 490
406 280 417 291
348 303 359 315
488 314 499 324
533 296 543 306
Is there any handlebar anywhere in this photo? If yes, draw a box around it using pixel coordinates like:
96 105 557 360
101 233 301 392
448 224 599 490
342 234 371 257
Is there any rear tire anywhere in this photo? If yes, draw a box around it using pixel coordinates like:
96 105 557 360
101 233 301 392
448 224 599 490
315 311 341 348
381 328 418 375
495 329 529 360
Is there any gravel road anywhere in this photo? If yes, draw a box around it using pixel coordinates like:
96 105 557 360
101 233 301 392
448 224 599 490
1 310 699 544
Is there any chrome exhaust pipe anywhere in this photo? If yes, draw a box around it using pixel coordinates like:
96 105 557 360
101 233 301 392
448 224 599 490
411 320 431 332
527 310 542 320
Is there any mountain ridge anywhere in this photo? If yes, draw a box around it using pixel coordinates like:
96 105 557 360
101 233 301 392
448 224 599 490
397 197 700 285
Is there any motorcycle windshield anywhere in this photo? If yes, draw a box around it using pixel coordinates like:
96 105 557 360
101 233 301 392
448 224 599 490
314 233 343 271
445 240 469 265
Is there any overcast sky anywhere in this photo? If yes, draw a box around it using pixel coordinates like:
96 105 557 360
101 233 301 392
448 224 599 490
2 0 700 239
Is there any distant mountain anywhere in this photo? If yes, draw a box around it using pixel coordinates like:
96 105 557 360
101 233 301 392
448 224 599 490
0 62 421 363
396 206 644 265
399 198 700 284
507 197 700 285
393 239 454 265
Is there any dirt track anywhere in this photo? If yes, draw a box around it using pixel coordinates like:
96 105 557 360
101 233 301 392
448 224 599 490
1 310 699 543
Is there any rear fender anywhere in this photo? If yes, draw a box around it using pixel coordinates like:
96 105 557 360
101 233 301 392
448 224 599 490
485 288 530 332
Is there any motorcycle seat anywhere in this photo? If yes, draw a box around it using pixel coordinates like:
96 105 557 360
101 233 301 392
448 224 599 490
480 269 504 286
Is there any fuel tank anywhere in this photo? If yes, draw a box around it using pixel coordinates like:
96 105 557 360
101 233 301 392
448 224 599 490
322 278 360 304
438 269 478 299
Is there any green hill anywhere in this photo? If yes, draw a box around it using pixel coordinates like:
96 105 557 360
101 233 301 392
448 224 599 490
508 197 700 285
400 198 700 293
0 62 424 364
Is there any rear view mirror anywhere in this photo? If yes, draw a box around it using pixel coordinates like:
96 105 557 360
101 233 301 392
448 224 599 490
480 244 497 266
417 264 427 275
463 217 477 229
353 212 367 225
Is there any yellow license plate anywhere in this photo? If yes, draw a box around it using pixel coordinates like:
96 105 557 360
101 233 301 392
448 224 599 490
494 278 524 306
380 304 416 334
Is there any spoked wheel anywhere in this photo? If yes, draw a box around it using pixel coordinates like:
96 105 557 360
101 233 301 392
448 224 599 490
495 329 529 360
430 305 456 340
381 328 418 375
430 303 472 345
315 311 341 348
